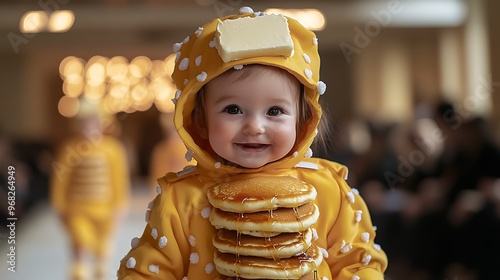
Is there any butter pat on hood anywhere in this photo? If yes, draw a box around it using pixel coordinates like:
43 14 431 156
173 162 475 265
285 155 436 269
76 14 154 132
215 14 294 63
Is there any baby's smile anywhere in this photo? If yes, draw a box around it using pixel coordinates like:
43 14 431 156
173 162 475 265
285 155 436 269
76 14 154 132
236 143 270 152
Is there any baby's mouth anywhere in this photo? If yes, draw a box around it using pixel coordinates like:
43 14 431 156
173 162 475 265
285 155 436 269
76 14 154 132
236 143 269 152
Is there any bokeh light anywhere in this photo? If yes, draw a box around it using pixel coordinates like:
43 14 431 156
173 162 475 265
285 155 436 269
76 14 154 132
59 54 177 116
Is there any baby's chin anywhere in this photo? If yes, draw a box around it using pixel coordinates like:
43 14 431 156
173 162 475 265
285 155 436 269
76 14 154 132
228 158 285 169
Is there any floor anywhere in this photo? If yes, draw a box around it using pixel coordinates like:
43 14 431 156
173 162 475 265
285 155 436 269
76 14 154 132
0 186 154 280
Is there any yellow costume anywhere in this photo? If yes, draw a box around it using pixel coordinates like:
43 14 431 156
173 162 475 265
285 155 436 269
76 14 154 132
118 7 387 280
51 132 130 279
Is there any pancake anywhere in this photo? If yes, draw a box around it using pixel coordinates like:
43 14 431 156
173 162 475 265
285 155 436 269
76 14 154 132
213 244 323 279
209 202 319 235
216 271 316 280
213 228 313 259
207 176 317 213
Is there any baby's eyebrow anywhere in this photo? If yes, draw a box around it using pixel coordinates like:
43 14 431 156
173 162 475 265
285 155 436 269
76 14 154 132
212 95 236 105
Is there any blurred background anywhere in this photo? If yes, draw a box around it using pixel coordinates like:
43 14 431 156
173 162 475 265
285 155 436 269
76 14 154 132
0 0 499 279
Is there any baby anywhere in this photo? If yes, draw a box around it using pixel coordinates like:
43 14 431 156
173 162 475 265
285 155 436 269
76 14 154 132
118 7 387 280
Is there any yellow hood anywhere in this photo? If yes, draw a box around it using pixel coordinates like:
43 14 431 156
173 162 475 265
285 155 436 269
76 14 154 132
171 8 325 175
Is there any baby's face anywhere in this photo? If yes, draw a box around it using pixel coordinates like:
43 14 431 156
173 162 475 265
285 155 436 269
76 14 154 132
203 67 299 168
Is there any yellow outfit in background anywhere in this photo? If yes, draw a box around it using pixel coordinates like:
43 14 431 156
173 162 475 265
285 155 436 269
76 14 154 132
51 134 130 278
118 7 387 280
149 134 194 186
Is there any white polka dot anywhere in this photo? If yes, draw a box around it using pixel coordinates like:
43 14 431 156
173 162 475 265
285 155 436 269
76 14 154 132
195 27 203 37
145 210 151 222
205 263 215 274
209 38 216 48
239 6 253 13
233 65 243 70
175 89 182 100
317 81 327 95
189 252 199 264
362 254 372 265
158 236 167 248
155 186 162 194
131 237 140 249
175 52 181 63
352 276 360 280
340 240 352 253
182 36 190 44
291 49 295 57
373 243 381 251
313 37 318 45
196 71 207 82
344 168 349 180
305 148 313 158
173 42 182 52
346 191 355 203
303 53 311 64
304 69 313 79
320 247 329 259
352 188 360 195
182 277 188 280
195 55 202 66
189 235 196 247
149 264 159 274
185 150 193 162
126 257 136 268
373 225 378 231
361 232 370 243
183 78 189 85
201 207 211 218
151 228 158 240
215 162 221 169
293 151 299 157
311 228 318 240
355 210 363 223
147 201 154 210
179 58 189 71
322 277 329 280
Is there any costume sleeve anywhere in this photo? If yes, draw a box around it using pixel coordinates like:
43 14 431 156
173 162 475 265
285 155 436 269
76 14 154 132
117 182 191 279
326 168 388 279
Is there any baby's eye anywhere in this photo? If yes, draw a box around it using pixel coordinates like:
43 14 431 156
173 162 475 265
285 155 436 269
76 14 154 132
267 106 284 116
223 105 242 114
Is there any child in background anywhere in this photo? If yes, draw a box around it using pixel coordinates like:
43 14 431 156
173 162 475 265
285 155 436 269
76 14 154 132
51 102 130 280
118 7 387 279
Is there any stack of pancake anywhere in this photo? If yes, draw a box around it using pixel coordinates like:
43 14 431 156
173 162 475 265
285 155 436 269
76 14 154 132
208 176 322 279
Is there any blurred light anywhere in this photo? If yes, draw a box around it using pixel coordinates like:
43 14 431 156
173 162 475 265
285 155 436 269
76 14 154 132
265 8 326 31
20 11 48 33
62 78 84 98
83 84 106 101
107 56 129 82
129 56 152 78
59 56 85 78
59 54 178 116
58 96 79 118
163 54 177 76
86 63 106 86
48 10 74 32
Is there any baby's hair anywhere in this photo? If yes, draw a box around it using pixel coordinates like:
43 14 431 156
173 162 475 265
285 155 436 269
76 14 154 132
191 64 329 154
